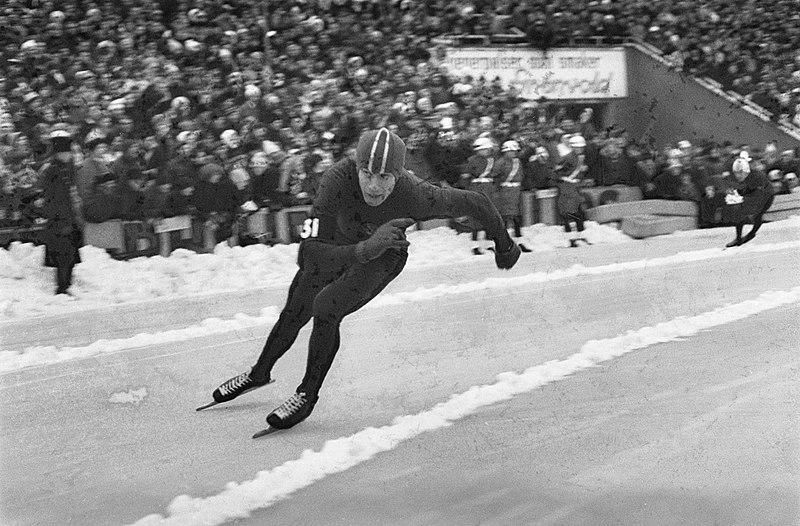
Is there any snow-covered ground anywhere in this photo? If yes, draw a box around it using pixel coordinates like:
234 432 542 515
0 220 635 321
1 218 799 526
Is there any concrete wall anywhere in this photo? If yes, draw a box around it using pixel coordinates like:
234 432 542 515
605 45 800 151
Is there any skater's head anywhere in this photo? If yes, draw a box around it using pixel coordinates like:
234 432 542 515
731 157 750 182
356 127 405 206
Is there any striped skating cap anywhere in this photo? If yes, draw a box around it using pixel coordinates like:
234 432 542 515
356 127 406 175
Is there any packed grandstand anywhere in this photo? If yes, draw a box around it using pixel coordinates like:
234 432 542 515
1 0 799 254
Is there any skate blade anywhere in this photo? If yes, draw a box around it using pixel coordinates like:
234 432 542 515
252 426 281 439
195 379 276 412
195 401 220 412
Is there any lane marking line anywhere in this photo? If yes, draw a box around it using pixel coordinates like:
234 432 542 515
127 286 800 526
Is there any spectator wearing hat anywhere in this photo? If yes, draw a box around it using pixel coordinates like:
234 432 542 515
38 128 83 295
461 136 497 255
722 154 775 248
553 134 592 248
492 140 531 251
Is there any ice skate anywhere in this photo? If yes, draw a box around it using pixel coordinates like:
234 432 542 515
196 372 273 411
737 232 756 246
252 392 317 437
725 237 743 248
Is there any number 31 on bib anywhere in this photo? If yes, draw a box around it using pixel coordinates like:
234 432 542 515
300 217 320 239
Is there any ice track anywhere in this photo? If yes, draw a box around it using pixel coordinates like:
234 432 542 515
1 224 798 526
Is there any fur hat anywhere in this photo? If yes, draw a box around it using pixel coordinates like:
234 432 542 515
356 128 405 175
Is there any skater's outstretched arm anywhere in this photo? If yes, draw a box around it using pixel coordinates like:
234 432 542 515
403 170 514 250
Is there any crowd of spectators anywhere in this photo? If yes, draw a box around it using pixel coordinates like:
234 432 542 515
0 0 799 246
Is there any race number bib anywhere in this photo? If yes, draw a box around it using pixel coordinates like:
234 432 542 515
300 217 320 239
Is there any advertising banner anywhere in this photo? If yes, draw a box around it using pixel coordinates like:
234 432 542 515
443 47 628 100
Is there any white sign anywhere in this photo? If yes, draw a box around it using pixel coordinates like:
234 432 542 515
443 47 628 100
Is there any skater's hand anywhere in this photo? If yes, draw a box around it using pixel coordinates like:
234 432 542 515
355 217 415 263
492 231 521 270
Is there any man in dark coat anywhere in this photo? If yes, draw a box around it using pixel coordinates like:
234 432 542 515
553 135 592 247
38 128 83 295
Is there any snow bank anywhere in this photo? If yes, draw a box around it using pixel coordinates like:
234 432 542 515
0 307 279 372
2 217 798 322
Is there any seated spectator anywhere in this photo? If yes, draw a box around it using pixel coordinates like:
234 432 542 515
119 167 160 221
675 172 702 202
652 156 685 201
193 163 244 243
248 150 281 208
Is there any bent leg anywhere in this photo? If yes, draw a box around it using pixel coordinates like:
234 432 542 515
250 267 335 382
298 250 408 398
743 194 775 242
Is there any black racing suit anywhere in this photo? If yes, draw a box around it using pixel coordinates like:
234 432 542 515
249 157 510 400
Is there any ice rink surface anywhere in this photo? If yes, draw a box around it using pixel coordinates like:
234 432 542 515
1 224 799 526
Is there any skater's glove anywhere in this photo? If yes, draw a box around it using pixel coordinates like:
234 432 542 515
355 217 415 263
492 231 521 270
